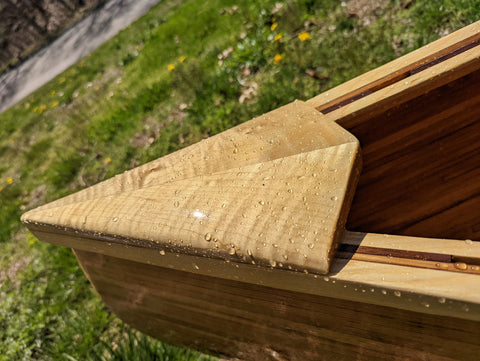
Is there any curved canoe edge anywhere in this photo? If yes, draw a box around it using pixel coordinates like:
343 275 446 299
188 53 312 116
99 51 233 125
24 225 480 322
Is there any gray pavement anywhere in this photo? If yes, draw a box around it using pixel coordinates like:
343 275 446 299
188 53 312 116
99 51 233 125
0 0 162 113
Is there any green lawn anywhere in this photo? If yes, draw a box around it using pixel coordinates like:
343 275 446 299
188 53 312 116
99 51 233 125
0 0 478 359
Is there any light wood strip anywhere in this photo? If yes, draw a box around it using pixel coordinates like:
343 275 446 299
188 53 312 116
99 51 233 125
342 232 480 259
321 45 480 127
306 20 480 110
25 227 480 321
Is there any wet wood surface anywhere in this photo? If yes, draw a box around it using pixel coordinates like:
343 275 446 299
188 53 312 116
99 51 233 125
75 250 480 361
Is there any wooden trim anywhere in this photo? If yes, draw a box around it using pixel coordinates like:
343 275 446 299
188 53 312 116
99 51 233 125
26 226 480 321
306 20 480 112
312 44 480 126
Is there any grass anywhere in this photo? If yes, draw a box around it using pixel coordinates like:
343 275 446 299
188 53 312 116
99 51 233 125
0 0 478 359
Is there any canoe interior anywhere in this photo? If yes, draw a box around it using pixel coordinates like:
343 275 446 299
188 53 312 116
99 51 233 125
75 250 480 361
341 68 480 241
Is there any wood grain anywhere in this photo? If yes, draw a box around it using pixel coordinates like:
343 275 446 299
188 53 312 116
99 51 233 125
24 227 480 319
74 250 480 361
22 100 360 274
306 40 480 241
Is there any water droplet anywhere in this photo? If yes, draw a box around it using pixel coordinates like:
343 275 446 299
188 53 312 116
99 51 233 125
438 297 446 304
287 189 293 193
233 148 238 154
282 206 287 211
455 262 467 270
112 217 119 222
259 200 265 205
394 290 401 297
222 203 226 208
159 250 166 256
229 247 236 255
173 201 179 208
270 260 277 267
193 264 200 270
204 233 212 242
381 290 387 295
312 173 317 177
289 238 295 244
308 243 314 249
242 213 247 218
323 276 329 282
282 254 288 260
465 239 473 245
272 243 278 248
331 196 338 201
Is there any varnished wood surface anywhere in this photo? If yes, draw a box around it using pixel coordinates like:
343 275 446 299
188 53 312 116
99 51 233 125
75 250 480 361
342 69 480 240
26 227 480 319
22 101 361 274
307 49 480 241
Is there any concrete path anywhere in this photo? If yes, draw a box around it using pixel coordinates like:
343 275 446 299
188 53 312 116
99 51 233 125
0 0 162 113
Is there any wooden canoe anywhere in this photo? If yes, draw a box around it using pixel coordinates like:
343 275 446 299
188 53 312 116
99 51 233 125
22 21 480 360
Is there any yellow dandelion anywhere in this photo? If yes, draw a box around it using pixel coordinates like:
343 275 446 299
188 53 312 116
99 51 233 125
274 33 283 41
273 54 283 64
168 64 175 71
270 22 278 31
7 177 13 184
298 32 310 41
35 104 47 114
94 86 100 91
51 101 60 108
50 90 56 96
179 56 186 62
25 103 31 109
105 157 112 164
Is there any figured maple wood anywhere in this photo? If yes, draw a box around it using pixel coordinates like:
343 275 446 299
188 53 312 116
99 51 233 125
74 250 480 361
22 100 361 274
32 100 357 213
